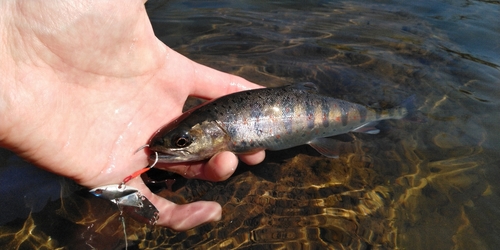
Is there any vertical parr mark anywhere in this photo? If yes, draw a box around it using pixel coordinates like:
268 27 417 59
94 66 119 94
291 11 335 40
305 99 315 129
341 103 348 126
250 102 263 137
388 107 395 117
321 98 329 128
359 106 367 123
282 95 294 134
225 112 239 137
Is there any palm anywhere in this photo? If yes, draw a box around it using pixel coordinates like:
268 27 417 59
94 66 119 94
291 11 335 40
1 1 263 230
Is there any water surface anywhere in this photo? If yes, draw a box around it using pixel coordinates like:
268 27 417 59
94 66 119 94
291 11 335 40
1 0 499 249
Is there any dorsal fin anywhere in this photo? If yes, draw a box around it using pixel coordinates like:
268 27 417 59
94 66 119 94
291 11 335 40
287 82 319 93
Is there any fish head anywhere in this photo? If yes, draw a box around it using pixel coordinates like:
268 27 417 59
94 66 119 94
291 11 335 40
148 120 230 163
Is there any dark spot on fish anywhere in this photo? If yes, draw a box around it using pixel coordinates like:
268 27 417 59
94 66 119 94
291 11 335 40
274 134 282 144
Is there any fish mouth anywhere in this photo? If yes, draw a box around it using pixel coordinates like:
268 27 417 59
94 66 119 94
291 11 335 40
147 144 183 161
148 148 194 163
148 152 181 163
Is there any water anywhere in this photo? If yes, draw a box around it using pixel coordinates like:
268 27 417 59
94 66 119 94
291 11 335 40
1 0 499 249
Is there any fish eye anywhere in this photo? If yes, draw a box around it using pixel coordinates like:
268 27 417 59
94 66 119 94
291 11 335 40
172 134 192 148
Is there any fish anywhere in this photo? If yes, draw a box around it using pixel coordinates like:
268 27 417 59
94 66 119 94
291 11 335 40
148 82 411 163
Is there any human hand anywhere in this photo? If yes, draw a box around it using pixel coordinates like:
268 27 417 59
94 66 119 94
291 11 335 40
0 1 265 230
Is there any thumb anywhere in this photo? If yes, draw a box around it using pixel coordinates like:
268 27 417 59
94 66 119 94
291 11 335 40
156 46 262 100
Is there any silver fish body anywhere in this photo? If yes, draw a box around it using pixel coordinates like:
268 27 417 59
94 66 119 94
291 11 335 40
149 83 409 163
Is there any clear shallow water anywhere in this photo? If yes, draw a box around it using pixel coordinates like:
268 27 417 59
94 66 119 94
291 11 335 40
1 0 500 249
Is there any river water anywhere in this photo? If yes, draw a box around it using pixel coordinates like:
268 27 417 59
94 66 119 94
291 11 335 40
1 0 499 249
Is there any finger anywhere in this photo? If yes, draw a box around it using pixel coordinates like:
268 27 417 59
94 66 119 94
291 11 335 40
153 151 239 181
127 178 222 231
161 46 263 100
154 198 222 231
204 151 239 181
153 162 206 179
238 150 266 165
189 61 263 100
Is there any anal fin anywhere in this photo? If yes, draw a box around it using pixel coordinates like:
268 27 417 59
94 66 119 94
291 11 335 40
352 121 380 134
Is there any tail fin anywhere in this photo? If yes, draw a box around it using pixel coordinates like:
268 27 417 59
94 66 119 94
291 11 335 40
378 94 417 121
401 94 417 117
399 94 424 123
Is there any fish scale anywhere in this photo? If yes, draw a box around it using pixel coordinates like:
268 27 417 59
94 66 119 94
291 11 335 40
221 91 372 151
148 82 410 163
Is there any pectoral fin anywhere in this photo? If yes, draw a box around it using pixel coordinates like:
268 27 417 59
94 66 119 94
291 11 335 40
308 138 341 158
